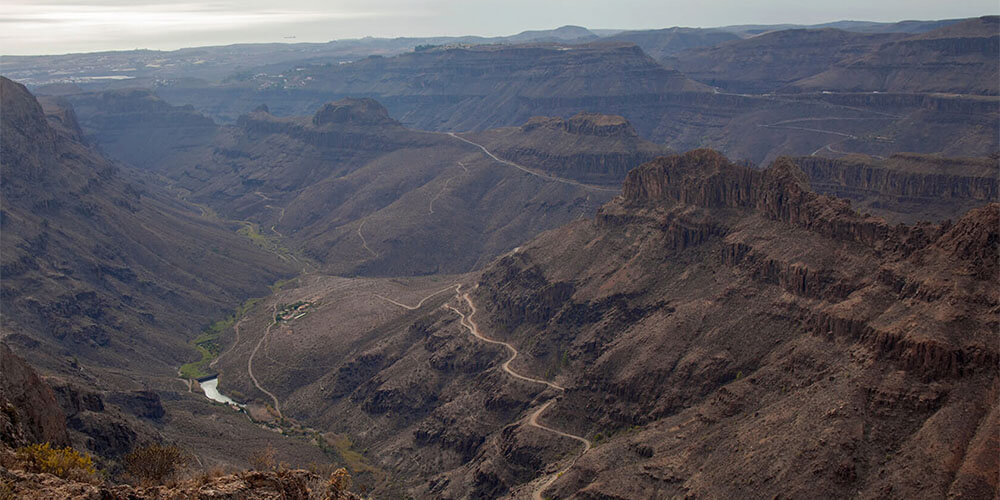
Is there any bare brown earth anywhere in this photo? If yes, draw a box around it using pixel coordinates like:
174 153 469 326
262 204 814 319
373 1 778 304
80 97 621 277
215 150 998 498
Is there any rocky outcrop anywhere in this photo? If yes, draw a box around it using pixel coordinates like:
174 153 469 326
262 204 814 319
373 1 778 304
521 112 638 137
0 344 70 448
235 98 425 153
0 466 360 500
312 98 398 127
934 203 1000 279
453 148 997 498
620 149 949 252
467 113 670 185
791 16 1000 95
792 154 998 222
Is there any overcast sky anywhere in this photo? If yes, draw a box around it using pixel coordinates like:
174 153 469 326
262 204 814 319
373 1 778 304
1 0 997 56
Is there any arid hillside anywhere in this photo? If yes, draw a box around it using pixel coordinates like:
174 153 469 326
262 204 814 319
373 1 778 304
62 94 631 277
212 150 998 498
0 77 294 375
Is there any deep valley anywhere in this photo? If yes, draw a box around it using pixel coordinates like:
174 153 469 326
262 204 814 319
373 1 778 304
1 12 997 500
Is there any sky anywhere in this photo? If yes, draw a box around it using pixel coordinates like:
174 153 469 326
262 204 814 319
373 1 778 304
1 0 997 56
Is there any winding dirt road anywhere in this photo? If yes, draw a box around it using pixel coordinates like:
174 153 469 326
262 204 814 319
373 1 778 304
246 304 283 418
374 284 461 310
357 220 378 258
446 290 590 500
447 132 618 193
757 122 857 138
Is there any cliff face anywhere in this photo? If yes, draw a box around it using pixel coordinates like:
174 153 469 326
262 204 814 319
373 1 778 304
311 98 399 127
664 28 901 93
62 89 220 171
793 154 998 223
0 76 292 377
225 149 997 499
443 150 998 498
0 344 69 448
234 98 421 153
465 113 670 185
792 16 1000 95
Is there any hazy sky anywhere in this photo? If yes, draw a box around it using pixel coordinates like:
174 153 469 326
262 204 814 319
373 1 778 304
1 0 997 55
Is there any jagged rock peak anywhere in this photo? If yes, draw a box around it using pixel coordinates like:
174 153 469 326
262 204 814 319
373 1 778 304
253 103 270 114
622 149 816 205
311 97 398 127
521 112 638 137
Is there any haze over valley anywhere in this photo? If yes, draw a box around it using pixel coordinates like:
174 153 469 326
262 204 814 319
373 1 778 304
1 4 998 499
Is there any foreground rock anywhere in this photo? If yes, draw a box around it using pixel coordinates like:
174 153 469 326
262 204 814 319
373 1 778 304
0 466 359 500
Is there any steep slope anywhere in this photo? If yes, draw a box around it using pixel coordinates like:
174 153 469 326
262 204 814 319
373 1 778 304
104 98 626 277
600 27 740 62
0 76 292 379
455 150 999 498
59 88 219 170
791 16 1000 95
461 112 671 185
793 153 999 223
663 28 903 93
0 343 69 448
0 77 348 476
214 150 997 498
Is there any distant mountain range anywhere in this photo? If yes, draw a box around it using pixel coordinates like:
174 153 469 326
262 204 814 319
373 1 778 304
0 18 970 88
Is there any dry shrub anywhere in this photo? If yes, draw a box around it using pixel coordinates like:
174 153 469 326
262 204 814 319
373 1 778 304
0 478 15 500
124 444 187 485
14 443 98 483
190 465 228 486
326 468 352 500
249 443 277 471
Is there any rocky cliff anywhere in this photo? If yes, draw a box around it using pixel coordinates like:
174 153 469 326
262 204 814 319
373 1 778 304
0 76 292 381
663 28 902 93
61 89 220 171
450 150 998 498
791 16 1000 95
793 153 999 222
214 149 998 498
0 344 69 448
464 113 670 185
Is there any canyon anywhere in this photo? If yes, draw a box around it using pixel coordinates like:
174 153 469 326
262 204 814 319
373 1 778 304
1 13 998 500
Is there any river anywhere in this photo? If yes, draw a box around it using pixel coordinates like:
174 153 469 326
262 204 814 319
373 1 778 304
200 377 244 407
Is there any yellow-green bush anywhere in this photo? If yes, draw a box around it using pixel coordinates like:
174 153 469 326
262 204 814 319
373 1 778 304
14 443 98 482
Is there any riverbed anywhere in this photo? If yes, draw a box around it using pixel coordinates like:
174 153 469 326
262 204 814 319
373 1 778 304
200 377 243 407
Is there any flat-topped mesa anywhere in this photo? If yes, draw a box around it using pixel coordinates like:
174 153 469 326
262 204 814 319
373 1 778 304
521 112 638 138
237 97 421 151
619 149 938 252
311 97 399 127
